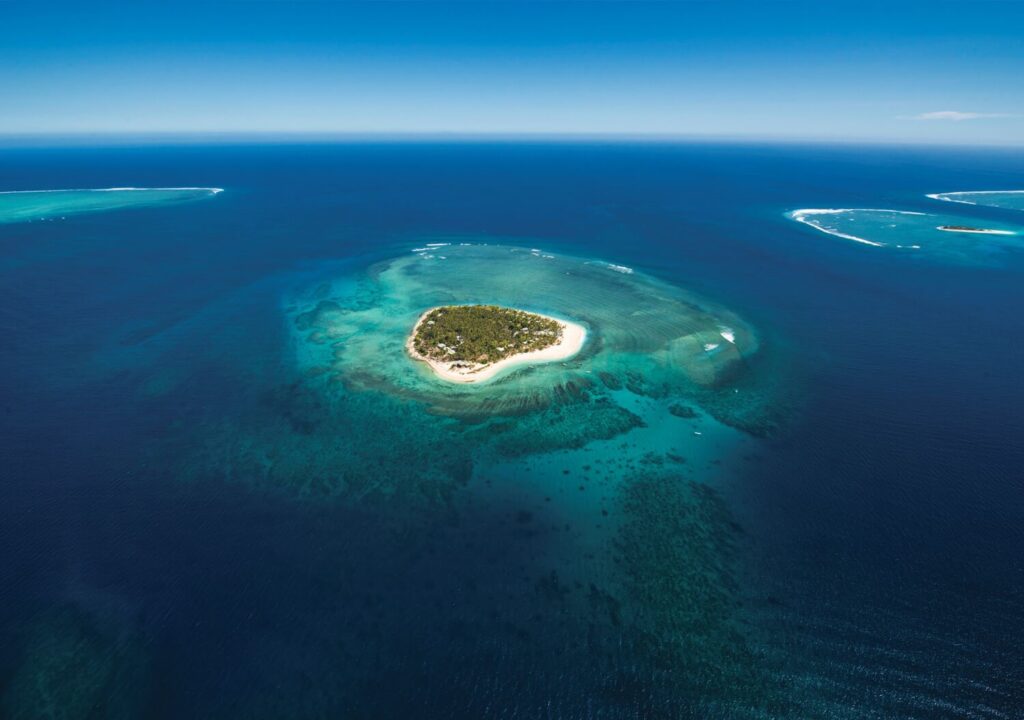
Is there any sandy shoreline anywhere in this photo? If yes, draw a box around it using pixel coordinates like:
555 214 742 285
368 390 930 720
406 307 587 383
936 226 1015 236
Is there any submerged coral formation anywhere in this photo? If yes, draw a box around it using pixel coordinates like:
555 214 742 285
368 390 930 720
615 472 781 713
139 242 798 718
788 206 1024 264
174 244 786 510
179 378 474 511
288 244 777 430
2 605 148 720
485 393 646 457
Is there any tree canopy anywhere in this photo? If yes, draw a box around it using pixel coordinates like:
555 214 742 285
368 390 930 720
412 305 562 365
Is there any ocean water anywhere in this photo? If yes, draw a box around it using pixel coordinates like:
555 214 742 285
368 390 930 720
0 187 221 224
929 190 1024 212
1 142 1022 718
788 206 1023 263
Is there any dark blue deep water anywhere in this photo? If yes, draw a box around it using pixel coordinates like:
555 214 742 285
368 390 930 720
1 142 1023 718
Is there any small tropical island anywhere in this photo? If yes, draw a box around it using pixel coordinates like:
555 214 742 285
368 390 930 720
407 304 587 383
937 225 1015 236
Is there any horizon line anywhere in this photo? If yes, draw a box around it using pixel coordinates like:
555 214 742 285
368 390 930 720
1 131 1022 150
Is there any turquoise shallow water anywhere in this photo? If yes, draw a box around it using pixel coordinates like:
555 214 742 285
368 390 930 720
788 203 1024 264
0 187 221 224
1 142 1023 718
155 240 786 717
288 243 766 422
928 189 1024 211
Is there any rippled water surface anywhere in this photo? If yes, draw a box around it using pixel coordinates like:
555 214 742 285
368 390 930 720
0 187 221 224
1 143 1022 718
929 189 1024 211
788 203 1024 264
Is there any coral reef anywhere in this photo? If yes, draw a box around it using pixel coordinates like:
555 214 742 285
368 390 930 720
2 605 148 720
613 472 785 716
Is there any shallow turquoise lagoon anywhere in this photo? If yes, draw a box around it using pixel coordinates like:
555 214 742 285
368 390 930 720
0 187 221 224
3 143 1023 719
143 241 790 716
788 206 1023 264
928 189 1024 211
288 244 767 420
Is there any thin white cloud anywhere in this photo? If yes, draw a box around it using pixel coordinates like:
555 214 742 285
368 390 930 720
903 111 1012 122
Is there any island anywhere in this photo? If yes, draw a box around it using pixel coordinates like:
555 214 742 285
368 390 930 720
407 304 587 383
937 225 1015 236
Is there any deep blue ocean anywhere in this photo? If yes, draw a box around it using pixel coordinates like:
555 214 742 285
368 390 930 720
1 142 1023 718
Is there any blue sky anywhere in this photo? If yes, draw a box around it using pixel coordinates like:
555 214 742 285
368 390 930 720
2 1 1023 144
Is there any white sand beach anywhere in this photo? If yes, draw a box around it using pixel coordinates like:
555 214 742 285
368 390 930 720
936 226 1015 236
407 308 587 383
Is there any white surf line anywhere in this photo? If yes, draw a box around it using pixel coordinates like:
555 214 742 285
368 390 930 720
583 260 636 273
788 208 926 248
788 209 886 247
927 190 1024 206
0 187 224 194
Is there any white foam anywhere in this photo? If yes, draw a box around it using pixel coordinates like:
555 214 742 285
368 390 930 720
927 190 1024 205
703 342 720 352
788 208 924 248
0 187 223 195
425 242 450 247
719 327 736 344
605 263 634 274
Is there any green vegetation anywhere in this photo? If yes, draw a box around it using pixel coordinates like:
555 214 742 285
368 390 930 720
411 305 562 365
